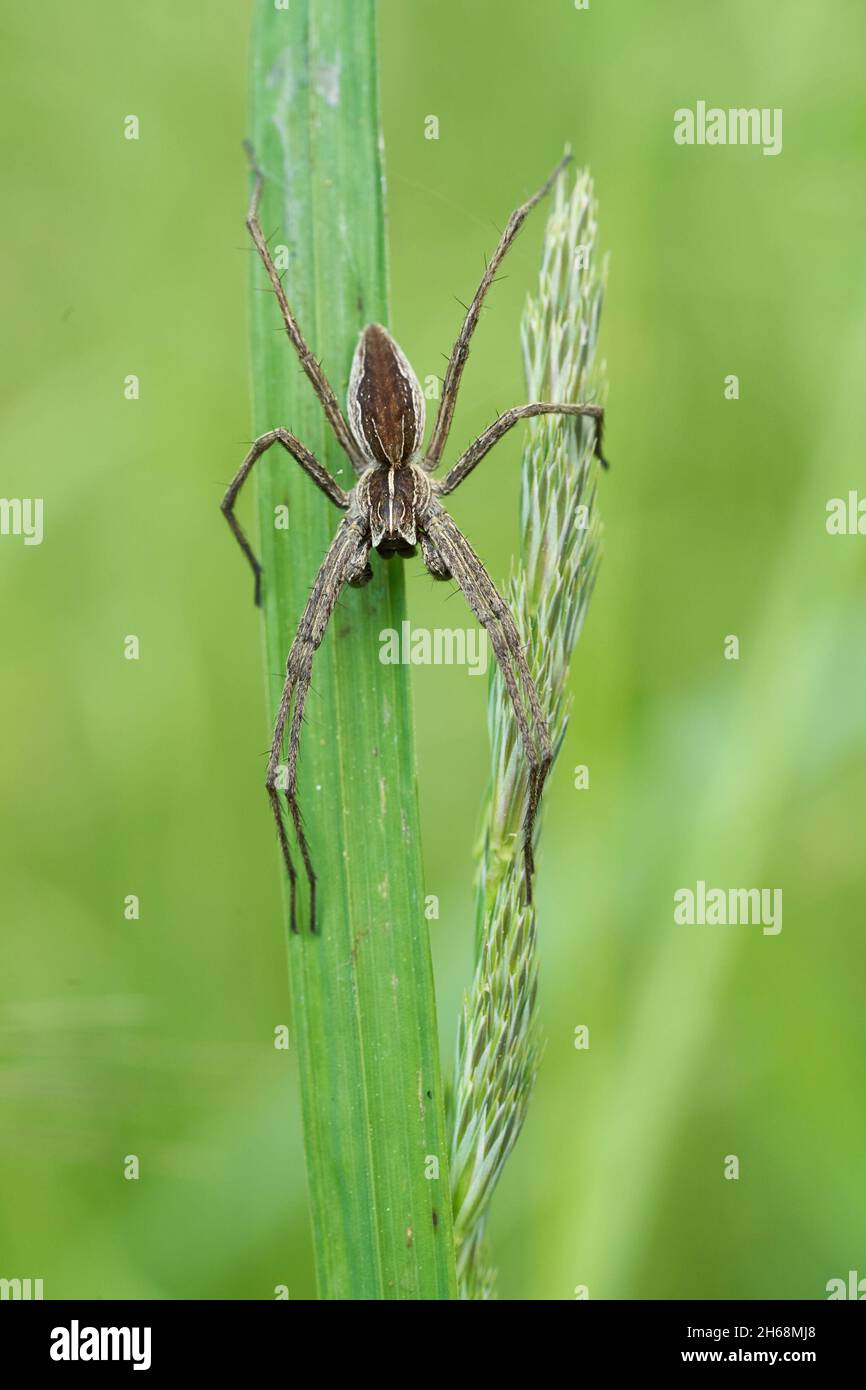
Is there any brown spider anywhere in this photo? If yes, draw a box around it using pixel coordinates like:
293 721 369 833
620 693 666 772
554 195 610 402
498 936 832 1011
222 150 607 933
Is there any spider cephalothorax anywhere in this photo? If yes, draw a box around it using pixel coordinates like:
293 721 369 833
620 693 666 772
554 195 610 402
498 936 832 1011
223 149 607 932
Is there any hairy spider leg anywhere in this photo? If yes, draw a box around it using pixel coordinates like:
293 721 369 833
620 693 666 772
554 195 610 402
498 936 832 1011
265 518 371 932
438 402 607 496
243 141 366 474
423 151 573 472
422 504 553 899
221 428 348 605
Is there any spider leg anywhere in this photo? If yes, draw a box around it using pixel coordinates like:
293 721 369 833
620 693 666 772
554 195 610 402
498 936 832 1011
267 782 299 935
437 403 607 496
243 142 366 473
265 518 370 932
282 658 318 931
423 152 572 473
421 504 552 900
420 533 452 580
222 428 349 606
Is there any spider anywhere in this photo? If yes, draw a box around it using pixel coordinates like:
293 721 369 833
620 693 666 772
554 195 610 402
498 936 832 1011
222 149 607 934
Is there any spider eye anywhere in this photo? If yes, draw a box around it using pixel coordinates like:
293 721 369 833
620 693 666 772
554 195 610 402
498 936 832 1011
347 324 425 466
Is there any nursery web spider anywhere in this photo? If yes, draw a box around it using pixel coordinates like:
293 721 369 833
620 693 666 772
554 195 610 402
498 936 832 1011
223 149 607 933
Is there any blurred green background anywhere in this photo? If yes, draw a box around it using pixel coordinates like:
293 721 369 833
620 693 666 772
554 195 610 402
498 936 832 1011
2 0 865 1300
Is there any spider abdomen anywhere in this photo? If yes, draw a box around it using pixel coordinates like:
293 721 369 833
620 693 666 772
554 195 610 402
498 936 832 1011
347 324 426 468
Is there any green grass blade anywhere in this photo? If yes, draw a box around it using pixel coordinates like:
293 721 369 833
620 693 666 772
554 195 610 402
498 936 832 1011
246 0 456 1300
